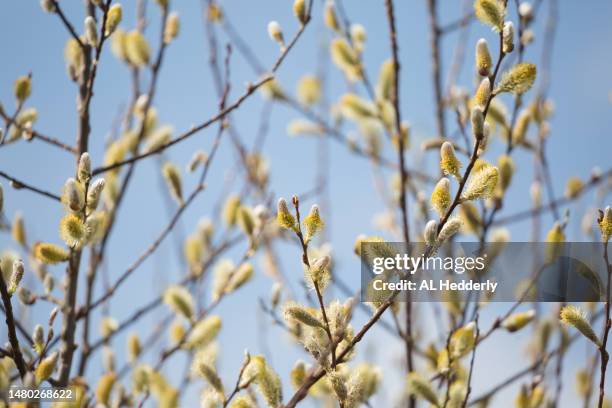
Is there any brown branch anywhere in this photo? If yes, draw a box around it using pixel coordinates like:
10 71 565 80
436 29 507 235
493 168 611 225
427 0 446 139
598 241 611 408
0 265 29 379
49 0 86 49
461 315 480 408
0 171 62 202
439 12 475 34
292 195 337 368
91 2 313 176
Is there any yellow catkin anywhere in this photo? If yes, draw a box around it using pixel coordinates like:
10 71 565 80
497 154 515 193
59 213 89 249
376 60 395 102
221 195 244 228
163 285 194 321
128 333 142 362
14 75 32 102
495 63 537 95
95 373 116 406
12 213 26 246
502 310 535 332
474 0 504 32
431 178 451 217
106 4 122 35
293 0 307 24
303 204 324 241
185 315 221 349
564 177 584 199
473 78 491 109
125 30 151 66
406 372 439 406
599 206 612 242
284 302 324 328
164 12 180 44
560 305 601 346
34 243 70 264
340 94 376 119
276 198 295 229
475 39 492 76
450 322 476 358
296 75 321 106
324 1 340 32
440 142 462 179
330 39 361 80
162 162 183 204
35 352 58 385
462 165 499 201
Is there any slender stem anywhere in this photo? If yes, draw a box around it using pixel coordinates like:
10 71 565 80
427 0 446 139
598 241 611 408
0 266 28 379
0 171 61 202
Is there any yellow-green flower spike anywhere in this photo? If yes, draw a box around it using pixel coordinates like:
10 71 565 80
431 178 451 217
276 197 296 229
440 142 462 179
560 305 601 347
462 165 499 201
34 242 70 264
474 0 504 32
495 63 537 95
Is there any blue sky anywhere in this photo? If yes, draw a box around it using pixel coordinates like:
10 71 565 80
1 0 611 406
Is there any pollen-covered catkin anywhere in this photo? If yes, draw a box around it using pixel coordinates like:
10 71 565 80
450 321 476 358
163 285 194 321
598 206 612 242
60 214 89 249
440 142 462 179
495 63 537 95
431 178 451 217
560 305 601 346
276 197 295 229
303 204 324 242
475 39 492 76
462 165 499 201
284 302 323 328
502 310 535 332
474 0 504 32
406 372 439 406
34 243 70 264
